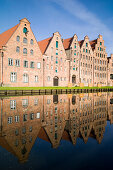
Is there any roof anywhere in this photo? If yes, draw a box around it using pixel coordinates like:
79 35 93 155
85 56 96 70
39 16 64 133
78 40 84 48
90 39 97 50
0 24 19 49
38 37 52 54
63 37 73 50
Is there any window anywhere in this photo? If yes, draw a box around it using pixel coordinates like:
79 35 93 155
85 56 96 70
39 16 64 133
22 99 28 107
24 60 28 68
34 99 38 105
56 49 58 55
86 49 88 53
30 39 34 45
15 59 20 67
30 61 34 68
100 47 101 51
51 56 53 61
55 67 58 72
23 114 27 121
36 113 40 119
56 57 58 64
16 46 20 53
47 76 50 81
10 72 17 82
100 42 102 45
110 74 113 79
37 62 41 69
23 73 29 83
15 116 19 123
86 43 88 47
10 100 16 110
30 49 33 55
35 75 38 82
16 36 20 42
56 41 58 48
23 48 27 54
8 58 13 66
8 117 12 124
23 27 27 33
23 37 27 44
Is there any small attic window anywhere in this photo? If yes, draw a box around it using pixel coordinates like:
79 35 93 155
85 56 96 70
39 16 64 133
23 27 27 34
56 37 58 40
30 39 34 45
25 24 26 26
16 36 20 42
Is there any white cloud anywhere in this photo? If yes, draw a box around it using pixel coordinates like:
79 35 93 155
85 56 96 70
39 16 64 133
49 0 113 55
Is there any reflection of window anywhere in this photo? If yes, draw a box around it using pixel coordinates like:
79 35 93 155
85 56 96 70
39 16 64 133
23 114 27 121
10 100 16 110
72 96 76 105
22 99 28 107
30 113 34 120
34 99 38 105
36 113 40 119
8 117 12 124
53 95 58 104
15 116 19 122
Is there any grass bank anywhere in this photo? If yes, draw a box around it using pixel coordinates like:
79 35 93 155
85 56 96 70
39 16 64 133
0 86 113 90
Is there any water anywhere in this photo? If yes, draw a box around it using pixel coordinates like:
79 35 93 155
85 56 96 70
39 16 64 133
0 92 113 170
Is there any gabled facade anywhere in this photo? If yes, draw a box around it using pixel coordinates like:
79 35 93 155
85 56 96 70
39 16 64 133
0 18 43 87
90 35 107 87
107 54 113 86
79 36 94 86
38 32 69 87
63 34 80 86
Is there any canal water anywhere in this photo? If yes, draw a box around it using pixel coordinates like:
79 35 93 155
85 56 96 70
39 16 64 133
0 92 113 170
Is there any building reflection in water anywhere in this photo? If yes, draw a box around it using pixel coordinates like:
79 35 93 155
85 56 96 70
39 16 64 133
0 92 112 162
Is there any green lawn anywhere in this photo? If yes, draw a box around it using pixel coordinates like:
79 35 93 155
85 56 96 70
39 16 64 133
0 86 113 90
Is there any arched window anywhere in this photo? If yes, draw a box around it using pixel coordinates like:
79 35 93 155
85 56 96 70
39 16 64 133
16 46 20 53
23 37 27 44
16 36 20 42
23 48 27 54
30 49 33 55
30 39 34 45
23 74 29 83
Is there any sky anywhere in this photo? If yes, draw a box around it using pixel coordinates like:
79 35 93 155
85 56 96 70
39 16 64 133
0 0 113 55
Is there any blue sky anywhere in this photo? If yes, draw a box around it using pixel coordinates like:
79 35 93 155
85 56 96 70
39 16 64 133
0 0 113 55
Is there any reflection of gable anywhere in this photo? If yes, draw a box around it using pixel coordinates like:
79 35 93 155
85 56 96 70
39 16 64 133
0 136 17 157
38 127 51 143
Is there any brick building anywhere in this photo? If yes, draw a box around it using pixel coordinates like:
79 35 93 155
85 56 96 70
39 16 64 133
107 54 113 86
38 32 69 87
0 18 112 87
0 18 43 87
90 35 107 87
